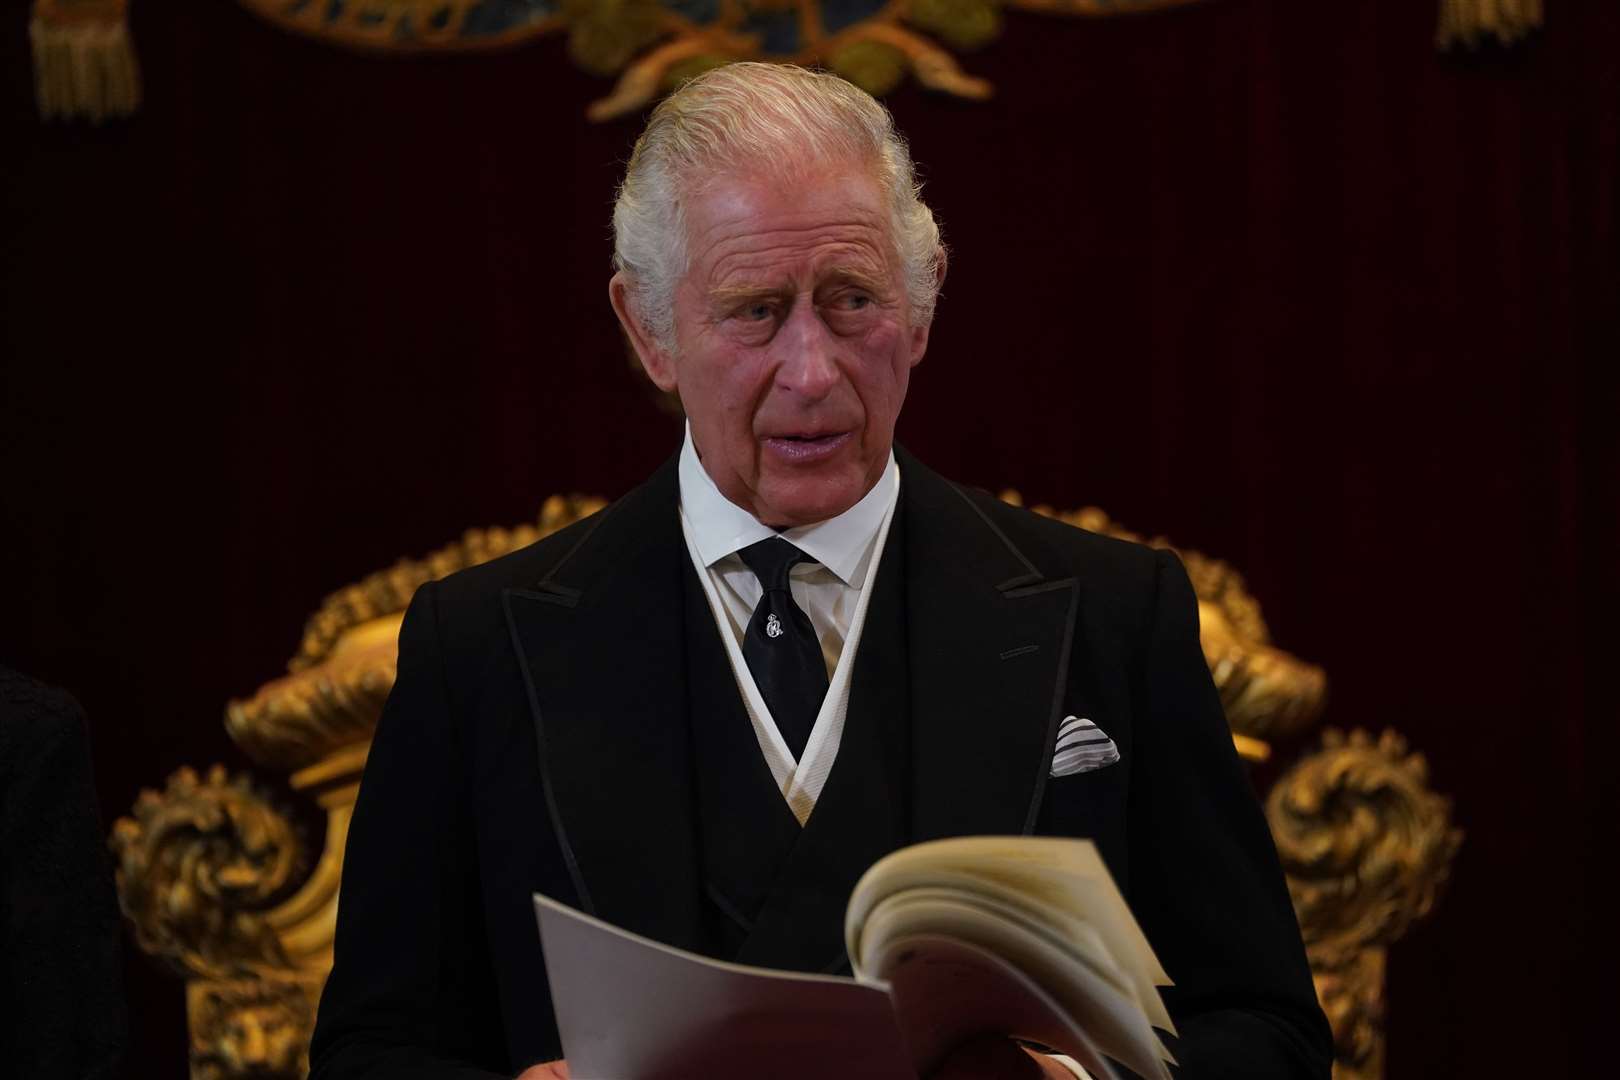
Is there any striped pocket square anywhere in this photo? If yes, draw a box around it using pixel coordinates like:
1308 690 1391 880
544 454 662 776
1050 715 1120 778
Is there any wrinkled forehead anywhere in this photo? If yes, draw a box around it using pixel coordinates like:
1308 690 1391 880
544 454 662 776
674 151 897 271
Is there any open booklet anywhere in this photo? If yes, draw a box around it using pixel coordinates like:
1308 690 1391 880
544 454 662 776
533 836 1177 1080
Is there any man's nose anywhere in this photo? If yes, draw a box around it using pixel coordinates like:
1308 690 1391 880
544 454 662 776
773 303 842 400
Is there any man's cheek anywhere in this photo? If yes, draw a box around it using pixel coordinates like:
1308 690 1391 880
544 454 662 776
855 320 906 354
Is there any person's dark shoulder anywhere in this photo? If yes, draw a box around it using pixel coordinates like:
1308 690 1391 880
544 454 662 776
436 503 610 603
947 482 1164 638
0 666 91 779
414 502 612 652
0 665 85 722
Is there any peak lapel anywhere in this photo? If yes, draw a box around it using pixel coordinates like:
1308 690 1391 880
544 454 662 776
898 449 1080 844
502 455 706 951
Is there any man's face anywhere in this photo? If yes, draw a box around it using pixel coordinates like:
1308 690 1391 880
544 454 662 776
613 160 935 528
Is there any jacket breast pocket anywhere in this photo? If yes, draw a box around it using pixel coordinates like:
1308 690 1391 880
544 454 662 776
1037 715 1129 875
1049 714 1119 778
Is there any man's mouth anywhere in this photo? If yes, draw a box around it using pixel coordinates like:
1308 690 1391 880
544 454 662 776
774 431 841 443
761 430 853 462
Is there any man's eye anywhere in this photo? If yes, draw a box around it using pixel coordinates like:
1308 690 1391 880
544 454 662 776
841 293 871 310
740 302 773 321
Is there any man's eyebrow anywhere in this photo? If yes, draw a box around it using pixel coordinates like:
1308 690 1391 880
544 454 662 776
822 266 890 293
707 267 890 307
708 283 790 307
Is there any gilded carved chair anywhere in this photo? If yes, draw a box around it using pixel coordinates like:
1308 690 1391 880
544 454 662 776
111 493 1460 1080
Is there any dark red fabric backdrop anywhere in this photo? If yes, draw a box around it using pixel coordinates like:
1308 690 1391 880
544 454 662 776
3 1 1616 1076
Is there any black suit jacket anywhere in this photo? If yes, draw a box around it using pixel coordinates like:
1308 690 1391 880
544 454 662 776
309 448 1332 1079
0 668 127 1080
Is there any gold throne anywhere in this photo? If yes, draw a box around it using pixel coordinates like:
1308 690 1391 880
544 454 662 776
111 493 1461 1080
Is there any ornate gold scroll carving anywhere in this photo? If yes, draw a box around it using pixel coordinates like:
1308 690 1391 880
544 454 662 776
112 497 603 1079
111 765 304 978
115 492 1457 1079
110 764 321 1080
1266 729 1463 1080
190 978 314 1080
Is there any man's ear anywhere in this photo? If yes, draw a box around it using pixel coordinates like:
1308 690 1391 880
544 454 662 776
907 245 948 368
610 272 677 391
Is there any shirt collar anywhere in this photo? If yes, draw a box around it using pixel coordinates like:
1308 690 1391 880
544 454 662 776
677 423 900 588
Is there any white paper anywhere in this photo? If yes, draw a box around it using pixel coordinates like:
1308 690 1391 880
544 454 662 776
533 894 917 1079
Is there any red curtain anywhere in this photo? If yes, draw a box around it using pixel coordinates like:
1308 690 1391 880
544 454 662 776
3 1 1615 1075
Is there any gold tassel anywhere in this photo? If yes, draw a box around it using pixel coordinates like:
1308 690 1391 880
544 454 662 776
1437 0 1544 50
30 0 142 123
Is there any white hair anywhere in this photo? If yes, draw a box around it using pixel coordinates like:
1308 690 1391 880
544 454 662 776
611 62 944 350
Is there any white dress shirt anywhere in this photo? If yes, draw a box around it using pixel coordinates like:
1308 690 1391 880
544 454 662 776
677 424 899 825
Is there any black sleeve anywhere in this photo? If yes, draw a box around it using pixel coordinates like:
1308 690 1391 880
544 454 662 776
0 672 127 1080
1126 551 1334 1079
309 583 511 1080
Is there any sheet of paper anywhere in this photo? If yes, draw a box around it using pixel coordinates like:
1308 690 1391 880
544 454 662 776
533 893 918 1080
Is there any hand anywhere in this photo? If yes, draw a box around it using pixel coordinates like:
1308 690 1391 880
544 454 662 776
926 1036 1073 1079
515 1061 569 1079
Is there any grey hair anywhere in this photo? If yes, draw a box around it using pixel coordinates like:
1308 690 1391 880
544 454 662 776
611 62 943 350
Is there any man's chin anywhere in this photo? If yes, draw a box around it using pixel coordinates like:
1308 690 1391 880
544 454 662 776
754 476 874 529
745 434 892 526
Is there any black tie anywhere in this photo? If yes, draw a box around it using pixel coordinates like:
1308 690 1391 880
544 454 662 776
737 537 829 760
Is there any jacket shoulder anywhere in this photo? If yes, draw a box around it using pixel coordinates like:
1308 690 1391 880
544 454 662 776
397 504 612 666
951 483 1170 636
430 452 678 612
435 505 610 602
956 484 1162 579
0 666 91 774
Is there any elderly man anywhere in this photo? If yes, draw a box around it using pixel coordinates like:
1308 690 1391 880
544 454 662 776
309 63 1331 1080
